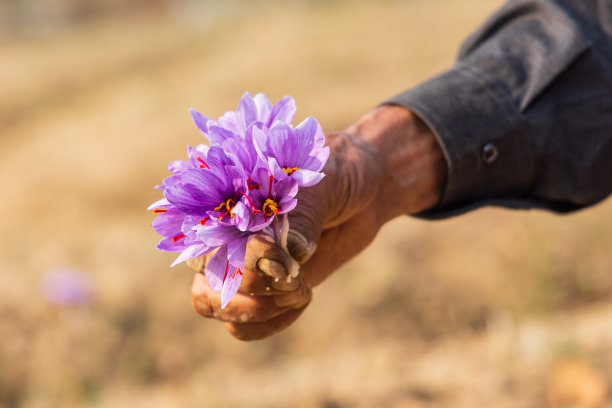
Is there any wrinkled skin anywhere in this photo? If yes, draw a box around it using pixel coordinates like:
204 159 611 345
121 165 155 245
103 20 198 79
190 105 448 340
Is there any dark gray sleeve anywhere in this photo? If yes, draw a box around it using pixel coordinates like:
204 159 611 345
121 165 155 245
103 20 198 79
387 0 612 218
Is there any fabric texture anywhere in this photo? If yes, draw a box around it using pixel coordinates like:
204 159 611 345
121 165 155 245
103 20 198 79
387 0 612 218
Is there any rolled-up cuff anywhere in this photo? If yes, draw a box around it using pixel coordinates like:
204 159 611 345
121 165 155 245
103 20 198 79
386 63 534 219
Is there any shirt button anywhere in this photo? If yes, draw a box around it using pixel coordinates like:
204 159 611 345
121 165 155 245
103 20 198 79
481 142 498 164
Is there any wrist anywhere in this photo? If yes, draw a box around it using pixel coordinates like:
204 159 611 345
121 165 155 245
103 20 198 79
346 105 447 222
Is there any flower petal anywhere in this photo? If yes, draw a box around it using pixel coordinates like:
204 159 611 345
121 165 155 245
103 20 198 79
152 207 184 236
221 268 242 309
237 92 258 133
148 198 170 210
190 108 213 138
171 244 212 267
205 245 228 292
254 93 272 122
268 95 296 127
292 169 325 187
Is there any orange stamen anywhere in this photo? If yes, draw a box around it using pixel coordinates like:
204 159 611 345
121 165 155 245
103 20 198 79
262 198 279 217
282 167 299 176
214 198 236 219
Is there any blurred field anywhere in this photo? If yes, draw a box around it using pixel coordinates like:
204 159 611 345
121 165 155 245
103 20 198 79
2 0 612 407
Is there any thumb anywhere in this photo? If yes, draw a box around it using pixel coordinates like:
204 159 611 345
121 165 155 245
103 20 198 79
285 184 328 264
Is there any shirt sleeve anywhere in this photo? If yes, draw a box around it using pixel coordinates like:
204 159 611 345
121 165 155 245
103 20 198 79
386 0 612 218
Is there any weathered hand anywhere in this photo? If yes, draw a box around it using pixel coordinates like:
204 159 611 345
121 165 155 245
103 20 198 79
191 105 447 340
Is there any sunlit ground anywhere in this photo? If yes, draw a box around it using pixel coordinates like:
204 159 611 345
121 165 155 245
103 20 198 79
2 1 612 407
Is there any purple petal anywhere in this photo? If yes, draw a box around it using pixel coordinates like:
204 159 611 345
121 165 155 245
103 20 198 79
171 244 212 267
208 124 237 145
226 235 248 269
237 92 258 133
205 245 228 291
278 196 297 214
273 176 299 200
268 95 296 127
296 116 325 148
190 108 213 138
148 198 170 210
152 207 185 236
267 156 288 181
164 171 222 215
292 169 325 187
157 236 187 252
232 201 251 231
251 126 269 162
197 222 247 247
168 159 193 174
254 93 272 122
221 267 242 309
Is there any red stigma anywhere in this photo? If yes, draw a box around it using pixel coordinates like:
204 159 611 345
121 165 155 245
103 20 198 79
172 233 186 245
231 268 243 279
236 190 262 214
222 260 229 283
153 208 168 213
197 157 210 169
247 177 260 190
200 217 209 225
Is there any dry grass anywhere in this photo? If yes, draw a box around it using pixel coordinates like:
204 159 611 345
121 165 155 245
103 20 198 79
2 1 612 407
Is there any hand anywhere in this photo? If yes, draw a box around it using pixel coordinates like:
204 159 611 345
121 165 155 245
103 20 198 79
191 105 447 340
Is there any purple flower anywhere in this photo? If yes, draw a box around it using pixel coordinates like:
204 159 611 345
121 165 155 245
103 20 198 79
253 118 329 187
42 269 93 306
151 92 328 309
163 147 253 226
240 166 298 231
190 92 297 144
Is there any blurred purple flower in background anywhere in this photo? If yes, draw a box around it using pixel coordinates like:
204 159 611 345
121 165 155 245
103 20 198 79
42 269 93 306
150 92 327 308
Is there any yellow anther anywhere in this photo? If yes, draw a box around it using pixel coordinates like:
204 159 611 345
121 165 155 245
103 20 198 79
214 198 235 212
262 198 279 217
282 167 299 176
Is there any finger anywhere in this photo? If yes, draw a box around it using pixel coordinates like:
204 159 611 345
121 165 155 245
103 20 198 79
286 187 326 264
244 234 295 279
237 268 298 295
274 281 311 308
224 304 309 341
191 273 289 323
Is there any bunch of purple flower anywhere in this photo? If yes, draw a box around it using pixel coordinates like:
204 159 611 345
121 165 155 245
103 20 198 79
149 93 329 308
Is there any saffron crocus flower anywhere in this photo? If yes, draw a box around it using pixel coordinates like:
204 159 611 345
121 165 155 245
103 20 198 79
236 166 298 231
163 147 252 226
151 92 328 309
253 118 329 187
190 92 297 143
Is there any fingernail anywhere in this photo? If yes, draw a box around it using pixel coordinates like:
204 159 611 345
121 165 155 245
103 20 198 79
287 230 317 263
256 258 288 279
